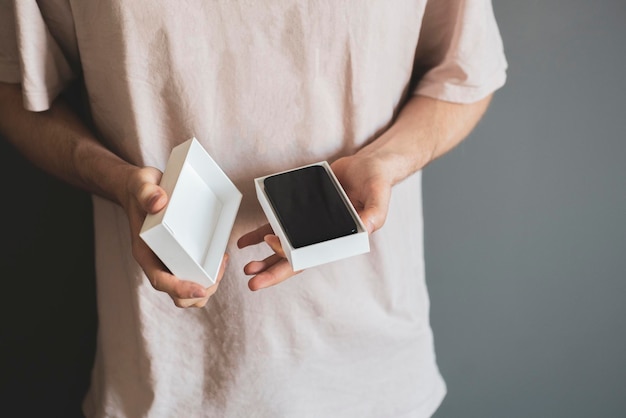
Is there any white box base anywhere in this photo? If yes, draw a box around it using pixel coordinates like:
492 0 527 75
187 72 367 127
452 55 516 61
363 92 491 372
255 161 370 271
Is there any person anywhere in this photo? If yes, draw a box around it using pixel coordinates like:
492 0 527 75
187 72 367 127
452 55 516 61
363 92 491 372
0 1 507 417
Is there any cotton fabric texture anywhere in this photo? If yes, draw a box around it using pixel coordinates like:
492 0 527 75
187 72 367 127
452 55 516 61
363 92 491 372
0 1 507 417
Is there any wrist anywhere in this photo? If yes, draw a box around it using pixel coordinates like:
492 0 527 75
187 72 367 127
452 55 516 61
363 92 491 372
73 138 138 207
357 132 433 186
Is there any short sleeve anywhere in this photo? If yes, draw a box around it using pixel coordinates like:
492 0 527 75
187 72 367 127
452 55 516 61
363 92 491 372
413 0 508 104
0 0 75 111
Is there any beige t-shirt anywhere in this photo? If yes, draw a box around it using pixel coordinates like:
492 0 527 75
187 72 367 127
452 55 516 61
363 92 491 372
0 1 507 417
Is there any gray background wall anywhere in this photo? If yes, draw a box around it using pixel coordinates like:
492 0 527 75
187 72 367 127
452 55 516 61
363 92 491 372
0 1 624 417
427 1 626 417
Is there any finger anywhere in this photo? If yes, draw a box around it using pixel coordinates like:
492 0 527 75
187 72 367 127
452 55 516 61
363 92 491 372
174 296 210 309
137 183 168 214
172 254 228 308
170 282 214 308
156 273 209 300
130 168 167 214
248 259 302 291
132 238 172 280
192 298 210 308
243 253 283 275
263 234 286 258
142 250 206 299
358 182 391 234
237 223 274 248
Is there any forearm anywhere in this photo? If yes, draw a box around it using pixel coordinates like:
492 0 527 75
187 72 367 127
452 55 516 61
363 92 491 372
358 93 493 185
0 82 134 205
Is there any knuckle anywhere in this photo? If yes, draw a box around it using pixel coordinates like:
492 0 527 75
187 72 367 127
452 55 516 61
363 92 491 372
136 181 153 199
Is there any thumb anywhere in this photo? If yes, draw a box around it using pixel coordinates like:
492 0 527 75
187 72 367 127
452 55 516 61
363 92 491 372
139 184 168 214
358 184 391 234
132 168 168 214
264 234 287 258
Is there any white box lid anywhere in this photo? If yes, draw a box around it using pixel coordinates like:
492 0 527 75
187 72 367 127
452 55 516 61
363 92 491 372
140 137 242 287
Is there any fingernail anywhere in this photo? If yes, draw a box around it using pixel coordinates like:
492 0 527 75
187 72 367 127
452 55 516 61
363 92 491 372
147 193 161 208
192 289 206 298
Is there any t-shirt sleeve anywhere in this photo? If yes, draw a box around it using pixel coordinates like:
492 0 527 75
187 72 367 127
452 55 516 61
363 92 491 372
0 0 75 111
412 0 508 104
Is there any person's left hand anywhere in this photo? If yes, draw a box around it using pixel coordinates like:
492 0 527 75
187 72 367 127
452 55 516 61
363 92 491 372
237 153 393 291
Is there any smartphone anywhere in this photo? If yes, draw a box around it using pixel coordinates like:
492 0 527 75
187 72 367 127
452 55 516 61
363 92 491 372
263 165 358 248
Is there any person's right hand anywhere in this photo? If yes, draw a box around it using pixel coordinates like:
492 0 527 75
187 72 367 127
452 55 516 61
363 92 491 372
120 166 227 308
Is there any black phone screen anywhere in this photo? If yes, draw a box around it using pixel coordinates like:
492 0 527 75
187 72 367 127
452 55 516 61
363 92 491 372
263 165 358 248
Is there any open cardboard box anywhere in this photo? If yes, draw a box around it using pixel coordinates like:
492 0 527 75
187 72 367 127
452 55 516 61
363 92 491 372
140 138 242 287
255 161 370 271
